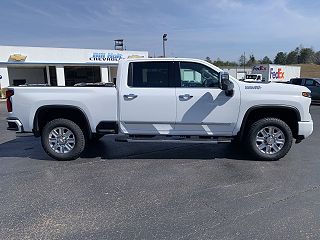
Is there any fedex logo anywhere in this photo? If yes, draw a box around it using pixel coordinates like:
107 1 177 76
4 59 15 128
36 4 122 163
270 68 285 80
253 65 267 71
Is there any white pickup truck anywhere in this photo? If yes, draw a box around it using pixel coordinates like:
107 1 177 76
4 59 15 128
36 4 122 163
6 58 313 161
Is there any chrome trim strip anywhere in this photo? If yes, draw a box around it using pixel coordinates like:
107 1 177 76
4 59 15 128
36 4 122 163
126 139 232 144
123 121 233 125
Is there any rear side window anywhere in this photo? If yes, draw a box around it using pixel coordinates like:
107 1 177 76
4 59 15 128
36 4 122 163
290 78 302 85
128 62 171 87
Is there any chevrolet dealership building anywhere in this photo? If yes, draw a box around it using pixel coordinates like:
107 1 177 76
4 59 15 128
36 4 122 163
0 45 148 90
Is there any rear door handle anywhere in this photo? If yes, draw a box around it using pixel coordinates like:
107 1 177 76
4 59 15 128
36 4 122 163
179 94 193 101
124 94 138 100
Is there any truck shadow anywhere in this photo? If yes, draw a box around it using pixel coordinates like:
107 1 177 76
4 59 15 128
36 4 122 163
0 135 254 161
181 91 230 123
82 139 254 161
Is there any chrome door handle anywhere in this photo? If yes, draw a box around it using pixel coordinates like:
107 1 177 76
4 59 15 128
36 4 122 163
179 94 193 100
124 94 138 100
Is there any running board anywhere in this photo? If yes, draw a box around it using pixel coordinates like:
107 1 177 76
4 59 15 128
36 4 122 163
116 137 233 144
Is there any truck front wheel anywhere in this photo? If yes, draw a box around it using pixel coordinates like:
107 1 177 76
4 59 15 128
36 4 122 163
41 118 86 161
246 118 293 161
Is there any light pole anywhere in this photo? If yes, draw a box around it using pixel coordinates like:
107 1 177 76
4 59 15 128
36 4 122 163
162 34 167 58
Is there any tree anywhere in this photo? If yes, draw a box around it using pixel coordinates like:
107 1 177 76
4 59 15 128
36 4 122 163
239 54 246 66
246 54 257 66
223 61 238 67
314 51 320 65
274 52 287 64
204 57 239 67
286 49 299 64
213 58 224 66
298 48 315 64
205 57 213 64
260 56 272 64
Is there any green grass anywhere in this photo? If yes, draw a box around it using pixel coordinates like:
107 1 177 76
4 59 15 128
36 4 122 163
293 64 320 78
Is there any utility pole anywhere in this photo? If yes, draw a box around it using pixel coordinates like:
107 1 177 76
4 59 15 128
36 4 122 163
243 52 246 74
162 34 167 57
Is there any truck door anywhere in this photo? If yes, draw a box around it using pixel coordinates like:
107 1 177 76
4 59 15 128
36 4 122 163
119 61 176 134
175 61 240 136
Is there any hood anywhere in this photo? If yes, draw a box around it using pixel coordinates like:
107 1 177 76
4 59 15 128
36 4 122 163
236 80 310 96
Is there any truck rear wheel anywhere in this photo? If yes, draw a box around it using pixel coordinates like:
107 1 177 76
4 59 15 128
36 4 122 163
246 118 293 161
41 118 85 161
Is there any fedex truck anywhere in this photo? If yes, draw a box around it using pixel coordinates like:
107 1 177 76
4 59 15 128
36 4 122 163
251 64 301 82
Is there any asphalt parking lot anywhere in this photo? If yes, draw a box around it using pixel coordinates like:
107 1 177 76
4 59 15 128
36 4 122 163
1 101 320 240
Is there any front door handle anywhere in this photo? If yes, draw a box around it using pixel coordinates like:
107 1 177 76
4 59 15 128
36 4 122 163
179 94 193 101
124 94 138 100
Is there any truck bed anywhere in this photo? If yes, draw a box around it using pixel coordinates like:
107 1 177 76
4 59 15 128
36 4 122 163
8 86 118 133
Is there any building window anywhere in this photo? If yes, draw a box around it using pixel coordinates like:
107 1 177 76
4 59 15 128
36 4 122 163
13 79 26 86
8 67 47 86
64 66 101 86
49 66 57 86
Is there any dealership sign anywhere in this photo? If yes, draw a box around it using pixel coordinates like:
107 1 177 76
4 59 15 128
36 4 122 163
89 52 123 62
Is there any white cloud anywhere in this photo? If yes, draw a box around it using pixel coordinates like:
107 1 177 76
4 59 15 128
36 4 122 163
3 0 320 60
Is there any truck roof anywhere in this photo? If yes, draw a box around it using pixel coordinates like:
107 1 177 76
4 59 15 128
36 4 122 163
122 57 206 62
119 58 224 75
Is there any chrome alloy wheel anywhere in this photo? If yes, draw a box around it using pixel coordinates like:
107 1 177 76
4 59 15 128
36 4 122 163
255 126 285 155
48 127 76 154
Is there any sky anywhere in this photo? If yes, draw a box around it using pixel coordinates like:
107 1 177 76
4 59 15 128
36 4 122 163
1 0 320 62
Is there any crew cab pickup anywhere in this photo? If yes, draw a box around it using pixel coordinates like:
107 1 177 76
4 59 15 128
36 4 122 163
6 58 313 161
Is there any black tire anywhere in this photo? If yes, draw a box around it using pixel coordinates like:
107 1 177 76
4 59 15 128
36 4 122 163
41 118 86 161
246 118 293 161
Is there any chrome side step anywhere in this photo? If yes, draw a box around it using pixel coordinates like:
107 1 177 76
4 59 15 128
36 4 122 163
116 136 233 144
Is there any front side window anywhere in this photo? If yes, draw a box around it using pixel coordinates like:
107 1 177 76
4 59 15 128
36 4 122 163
305 79 316 86
128 62 170 87
179 62 219 88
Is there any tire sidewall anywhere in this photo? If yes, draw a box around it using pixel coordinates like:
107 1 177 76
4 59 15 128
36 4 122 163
41 119 85 161
247 118 293 161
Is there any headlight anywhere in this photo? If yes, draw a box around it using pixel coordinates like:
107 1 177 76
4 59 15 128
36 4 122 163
302 92 311 98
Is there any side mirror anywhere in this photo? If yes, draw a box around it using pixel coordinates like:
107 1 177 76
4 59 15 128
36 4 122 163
219 72 234 96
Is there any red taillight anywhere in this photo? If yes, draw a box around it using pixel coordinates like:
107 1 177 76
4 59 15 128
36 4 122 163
6 89 14 112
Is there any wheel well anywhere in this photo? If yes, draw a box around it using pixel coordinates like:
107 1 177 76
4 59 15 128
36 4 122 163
33 106 91 138
240 107 300 139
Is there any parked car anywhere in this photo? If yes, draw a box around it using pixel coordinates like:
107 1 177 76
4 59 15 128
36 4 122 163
6 58 313 161
289 78 320 100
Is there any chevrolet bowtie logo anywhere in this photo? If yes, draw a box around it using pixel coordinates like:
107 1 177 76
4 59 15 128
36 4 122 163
127 55 144 59
9 54 27 61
